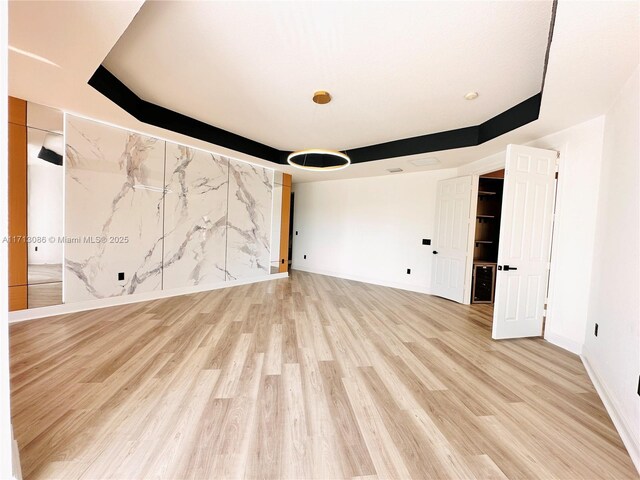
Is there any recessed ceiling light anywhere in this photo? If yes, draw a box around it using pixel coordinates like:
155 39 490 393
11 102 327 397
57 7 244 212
387 168 403 173
410 157 440 166
464 91 479 100
312 91 332 104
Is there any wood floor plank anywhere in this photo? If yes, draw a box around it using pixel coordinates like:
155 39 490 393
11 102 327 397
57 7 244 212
9 271 639 480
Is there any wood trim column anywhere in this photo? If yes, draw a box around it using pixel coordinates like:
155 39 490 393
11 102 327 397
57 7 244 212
8 96 28 311
278 174 292 273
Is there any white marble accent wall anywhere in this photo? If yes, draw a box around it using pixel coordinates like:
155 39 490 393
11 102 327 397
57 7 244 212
226 160 273 280
64 115 275 303
163 143 228 289
65 116 165 302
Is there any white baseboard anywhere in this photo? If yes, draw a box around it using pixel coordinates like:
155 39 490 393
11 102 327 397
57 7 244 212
9 273 289 324
544 331 583 355
291 265 430 295
581 355 640 475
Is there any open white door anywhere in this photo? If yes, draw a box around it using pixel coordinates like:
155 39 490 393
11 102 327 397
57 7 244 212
431 176 473 303
492 145 558 339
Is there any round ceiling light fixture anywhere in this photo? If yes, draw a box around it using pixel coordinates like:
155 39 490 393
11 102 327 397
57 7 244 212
287 90 350 171
312 90 332 104
287 149 351 171
464 91 479 100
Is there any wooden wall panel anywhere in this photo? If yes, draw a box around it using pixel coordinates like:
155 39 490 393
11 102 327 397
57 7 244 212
282 173 292 187
8 97 28 311
481 169 505 179
278 174 292 273
9 286 28 311
8 96 26 126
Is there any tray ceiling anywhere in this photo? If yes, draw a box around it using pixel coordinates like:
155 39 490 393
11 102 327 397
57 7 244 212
101 1 554 154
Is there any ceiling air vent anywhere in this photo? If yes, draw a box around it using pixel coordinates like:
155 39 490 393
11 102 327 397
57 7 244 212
387 168 403 173
410 157 440 166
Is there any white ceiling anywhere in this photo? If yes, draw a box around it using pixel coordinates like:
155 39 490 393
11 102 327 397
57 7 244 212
103 1 552 151
8 1 640 184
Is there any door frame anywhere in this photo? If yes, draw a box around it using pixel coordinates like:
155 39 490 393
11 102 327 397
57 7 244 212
462 159 506 305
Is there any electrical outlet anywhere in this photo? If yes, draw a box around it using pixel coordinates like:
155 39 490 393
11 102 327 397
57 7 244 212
303 254 307 259
406 268 411 274
594 323 598 336
295 231 298 235
35 246 38 252
422 239 431 245
118 272 125 281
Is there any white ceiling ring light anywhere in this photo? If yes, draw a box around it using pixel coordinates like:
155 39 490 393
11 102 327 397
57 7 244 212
286 91 352 172
287 149 351 171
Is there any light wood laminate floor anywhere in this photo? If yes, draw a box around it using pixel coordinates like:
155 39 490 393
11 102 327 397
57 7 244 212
10 271 638 479
27 263 63 308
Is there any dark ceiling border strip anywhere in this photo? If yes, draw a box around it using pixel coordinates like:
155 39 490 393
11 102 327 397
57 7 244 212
541 0 559 92
88 66 282 163
89 66 543 166
88 1 555 167
342 93 541 164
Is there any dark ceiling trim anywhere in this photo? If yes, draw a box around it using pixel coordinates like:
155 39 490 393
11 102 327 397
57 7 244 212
341 93 541 164
90 66 543 166
541 0 559 91
88 0 555 166
88 66 282 163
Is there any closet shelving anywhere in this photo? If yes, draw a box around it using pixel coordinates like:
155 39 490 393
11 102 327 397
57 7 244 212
471 175 505 303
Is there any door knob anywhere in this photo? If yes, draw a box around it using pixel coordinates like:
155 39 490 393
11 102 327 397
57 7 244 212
503 265 518 271
433 250 438 254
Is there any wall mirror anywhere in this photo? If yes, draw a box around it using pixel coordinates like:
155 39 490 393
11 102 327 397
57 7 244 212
26 102 64 308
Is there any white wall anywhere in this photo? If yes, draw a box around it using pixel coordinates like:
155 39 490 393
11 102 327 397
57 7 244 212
582 67 639 472
528 117 606 353
291 168 457 292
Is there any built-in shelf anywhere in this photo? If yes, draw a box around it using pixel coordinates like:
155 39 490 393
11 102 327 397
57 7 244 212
472 176 504 305
474 260 497 265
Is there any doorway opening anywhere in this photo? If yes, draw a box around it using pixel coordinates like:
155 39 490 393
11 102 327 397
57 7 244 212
471 169 504 305
288 192 295 269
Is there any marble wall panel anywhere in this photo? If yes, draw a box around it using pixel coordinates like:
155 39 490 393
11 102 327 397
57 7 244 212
226 160 273 280
64 116 165 302
162 143 229 288
64 115 275 304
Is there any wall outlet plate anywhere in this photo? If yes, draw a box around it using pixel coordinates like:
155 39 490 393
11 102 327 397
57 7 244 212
406 268 411 274
422 239 431 245
118 272 125 281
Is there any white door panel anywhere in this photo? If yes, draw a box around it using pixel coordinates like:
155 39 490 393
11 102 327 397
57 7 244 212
432 176 473 303
493 145 558 339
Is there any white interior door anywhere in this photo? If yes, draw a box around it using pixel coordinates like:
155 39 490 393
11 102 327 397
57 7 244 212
431 176 473 303
493 145 558 339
